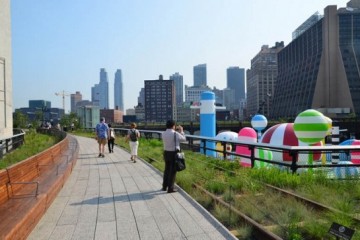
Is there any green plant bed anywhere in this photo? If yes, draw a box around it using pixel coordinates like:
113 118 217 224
0 129 59 169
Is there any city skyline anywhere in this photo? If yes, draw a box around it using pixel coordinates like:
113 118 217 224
11 0 348 112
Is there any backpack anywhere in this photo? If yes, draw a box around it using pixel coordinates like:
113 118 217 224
130 129 138 141
110 129 115 139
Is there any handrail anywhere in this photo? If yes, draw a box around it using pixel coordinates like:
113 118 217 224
104 127 360 175
0 129 26 159
7 181 39 197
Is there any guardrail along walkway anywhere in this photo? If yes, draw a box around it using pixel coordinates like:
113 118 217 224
29 135 237 240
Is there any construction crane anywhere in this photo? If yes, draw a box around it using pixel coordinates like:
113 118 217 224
55 90 71 113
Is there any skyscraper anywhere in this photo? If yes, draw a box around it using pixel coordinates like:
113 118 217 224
247 42 284 117
114 69 124 111
226 67 245 110
144 75 175 122
272 1 360 119
91 68 109 109
169 72 184 105
70 91 82 113
193 64 207 87
138 88 145 107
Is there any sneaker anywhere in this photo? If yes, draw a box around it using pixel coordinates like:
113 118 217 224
101 154 105 157
167 189 177 193
98 153 102 157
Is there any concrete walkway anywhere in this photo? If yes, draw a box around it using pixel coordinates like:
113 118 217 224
28 135 237 240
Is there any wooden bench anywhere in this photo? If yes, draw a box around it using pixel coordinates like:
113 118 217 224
0 134 79 240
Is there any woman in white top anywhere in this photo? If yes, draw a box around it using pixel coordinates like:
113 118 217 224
126 122 140 162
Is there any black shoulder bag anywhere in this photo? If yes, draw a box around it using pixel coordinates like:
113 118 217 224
174 133 186 172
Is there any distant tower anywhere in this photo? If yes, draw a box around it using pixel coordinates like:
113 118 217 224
170 72 184 105
138 88 145 107
227 67 245 110
193 64 207 87
114 69 124 111
247 42 283 117
70 91 82 113
91 68 109 109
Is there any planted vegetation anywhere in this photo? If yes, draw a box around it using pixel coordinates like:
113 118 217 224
0 129 59 170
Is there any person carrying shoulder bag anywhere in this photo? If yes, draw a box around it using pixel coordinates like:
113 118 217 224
161 120 186 193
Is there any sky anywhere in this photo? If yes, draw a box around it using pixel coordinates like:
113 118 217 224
10 0 349 113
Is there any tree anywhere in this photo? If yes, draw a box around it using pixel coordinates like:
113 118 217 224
60 112 80 130
13 111 29 128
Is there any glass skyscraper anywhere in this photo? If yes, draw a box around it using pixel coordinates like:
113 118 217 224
114 69 124 111
193 64 207 87
227 67 245 110
91 68 109 109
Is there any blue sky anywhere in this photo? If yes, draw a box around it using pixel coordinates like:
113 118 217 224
11 0 349 113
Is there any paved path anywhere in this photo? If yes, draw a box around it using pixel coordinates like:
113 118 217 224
28 135 237 240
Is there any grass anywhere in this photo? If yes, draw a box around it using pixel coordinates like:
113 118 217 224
0 129 59 170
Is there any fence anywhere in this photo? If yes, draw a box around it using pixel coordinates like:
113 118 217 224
87 127 360 176
0 129 25 159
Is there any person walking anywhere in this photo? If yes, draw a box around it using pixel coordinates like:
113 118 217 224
161 120 186 193
95 117 109 157
126 122 140 162
108 124 115 153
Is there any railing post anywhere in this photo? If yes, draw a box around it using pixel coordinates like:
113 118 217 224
250 145 255 168
5 139 10 153
201 139 207 155
222 141 227 160
290 150 298 174
0 142 3 159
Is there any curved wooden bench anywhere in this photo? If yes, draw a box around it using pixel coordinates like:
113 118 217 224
0 133 79 240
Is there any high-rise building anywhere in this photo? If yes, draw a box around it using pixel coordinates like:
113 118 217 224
272 1 360 119
185 85 212 104
91 68 109 109
169 72 184 105
193 64 207 87
226 67 245 109
292 12 323 40
70 91 82 113
114 69 124 111
247 42 284 117
223 88 235 110
137 88 145 107
144 75 175 122
0 0 12 138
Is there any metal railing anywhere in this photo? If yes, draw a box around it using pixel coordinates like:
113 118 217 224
86 127 360 175
0 129 26 159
